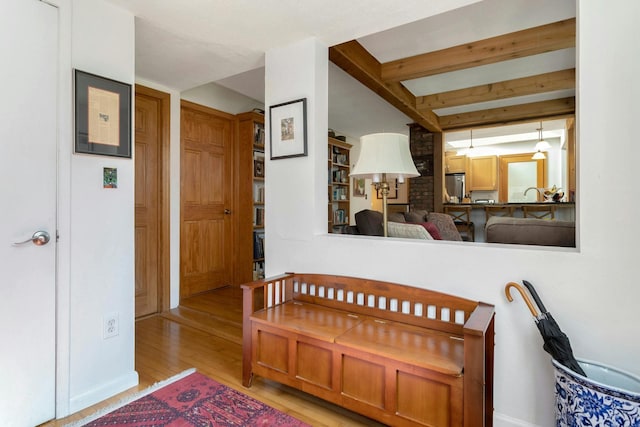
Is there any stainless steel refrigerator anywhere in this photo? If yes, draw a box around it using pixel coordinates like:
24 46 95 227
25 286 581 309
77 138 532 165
445 173 465 201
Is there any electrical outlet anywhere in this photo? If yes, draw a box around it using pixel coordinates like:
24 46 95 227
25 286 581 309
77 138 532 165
103 313 119 339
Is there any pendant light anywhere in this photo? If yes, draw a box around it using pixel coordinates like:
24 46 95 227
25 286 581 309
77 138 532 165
532 121 549 160
457 129 474 156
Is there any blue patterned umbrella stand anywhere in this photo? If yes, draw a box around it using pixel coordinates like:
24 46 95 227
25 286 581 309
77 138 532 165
554 358 640 427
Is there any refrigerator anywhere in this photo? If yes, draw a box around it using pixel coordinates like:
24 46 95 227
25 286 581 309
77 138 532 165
445 173 465 202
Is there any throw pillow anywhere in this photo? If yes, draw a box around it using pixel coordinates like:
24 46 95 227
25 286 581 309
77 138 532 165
387 222 433 240
404 210 428 223
387 212 406 223
408 222 442 240
427 212 462 241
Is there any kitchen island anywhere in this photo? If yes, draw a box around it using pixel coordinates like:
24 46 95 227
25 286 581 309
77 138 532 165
443 202 575 243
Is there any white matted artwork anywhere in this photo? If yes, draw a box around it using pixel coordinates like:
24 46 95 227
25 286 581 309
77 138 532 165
269 98 307 160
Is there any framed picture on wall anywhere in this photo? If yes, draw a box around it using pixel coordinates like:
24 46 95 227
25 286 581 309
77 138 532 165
269 98 307 160
376 179 398 199
353 178 365 197
74 69 132 158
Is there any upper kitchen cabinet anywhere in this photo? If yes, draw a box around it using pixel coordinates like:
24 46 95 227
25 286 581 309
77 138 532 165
468 155 498 191
445 154 466 174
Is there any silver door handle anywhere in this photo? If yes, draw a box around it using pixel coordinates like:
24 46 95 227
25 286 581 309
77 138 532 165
13 230 50 246
224 209 232 215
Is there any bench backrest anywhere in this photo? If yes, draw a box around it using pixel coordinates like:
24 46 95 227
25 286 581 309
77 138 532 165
260 273 481 336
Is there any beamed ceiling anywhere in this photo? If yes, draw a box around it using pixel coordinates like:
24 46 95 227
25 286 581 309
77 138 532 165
329 18 576 134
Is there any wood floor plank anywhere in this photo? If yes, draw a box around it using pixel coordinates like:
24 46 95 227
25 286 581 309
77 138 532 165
41 289 384 427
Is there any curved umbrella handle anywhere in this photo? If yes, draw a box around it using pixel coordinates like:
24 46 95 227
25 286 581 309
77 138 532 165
505 282 539 318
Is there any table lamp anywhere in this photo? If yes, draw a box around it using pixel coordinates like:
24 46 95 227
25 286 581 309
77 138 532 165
350 133 419 237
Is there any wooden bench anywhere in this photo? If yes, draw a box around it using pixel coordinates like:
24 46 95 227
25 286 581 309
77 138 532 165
242 273 495 427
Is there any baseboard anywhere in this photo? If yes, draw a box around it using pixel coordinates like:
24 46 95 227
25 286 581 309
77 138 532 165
68 370 139 415
494 411 545 427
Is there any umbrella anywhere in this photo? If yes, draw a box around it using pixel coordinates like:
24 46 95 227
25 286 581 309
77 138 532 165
505 281 586 377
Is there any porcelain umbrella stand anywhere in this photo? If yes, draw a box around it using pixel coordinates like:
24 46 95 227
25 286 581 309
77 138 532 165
554 358 640 426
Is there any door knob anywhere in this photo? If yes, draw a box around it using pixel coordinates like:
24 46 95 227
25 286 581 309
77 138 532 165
13 230 50 246
224 209 232 215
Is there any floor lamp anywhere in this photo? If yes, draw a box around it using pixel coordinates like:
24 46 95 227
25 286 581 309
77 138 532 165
350 133 419 237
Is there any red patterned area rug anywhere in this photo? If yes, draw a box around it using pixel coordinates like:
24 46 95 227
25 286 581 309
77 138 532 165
73 370 310 427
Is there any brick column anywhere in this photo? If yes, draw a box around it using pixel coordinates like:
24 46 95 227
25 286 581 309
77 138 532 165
409 124 435 212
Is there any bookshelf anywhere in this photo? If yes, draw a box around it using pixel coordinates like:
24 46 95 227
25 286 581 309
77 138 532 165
237 112 265 284
328 137 352 233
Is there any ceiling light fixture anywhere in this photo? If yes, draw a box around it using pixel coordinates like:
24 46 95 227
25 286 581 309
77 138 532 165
532 121 548 160
457 129 474 156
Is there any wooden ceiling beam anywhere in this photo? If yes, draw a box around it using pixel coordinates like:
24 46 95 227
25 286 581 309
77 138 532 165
417 69 575 111
439 97 575 130
329 41 442 132
381 18 576 83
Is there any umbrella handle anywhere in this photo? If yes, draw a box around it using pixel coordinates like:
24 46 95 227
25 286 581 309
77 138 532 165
505 282 539 318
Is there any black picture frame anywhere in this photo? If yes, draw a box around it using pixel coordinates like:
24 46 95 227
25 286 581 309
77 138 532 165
376 179 398 199
74 69 132 158
269 98 307 160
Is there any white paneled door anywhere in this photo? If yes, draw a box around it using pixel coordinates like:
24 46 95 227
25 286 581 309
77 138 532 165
0 1 58 425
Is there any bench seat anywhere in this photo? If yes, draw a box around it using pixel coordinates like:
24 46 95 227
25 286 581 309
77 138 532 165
335 318 465 376
250 301 364 342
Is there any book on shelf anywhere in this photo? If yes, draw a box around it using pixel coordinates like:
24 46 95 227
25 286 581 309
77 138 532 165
333 208 346 225
253 231 265 259
253 183 265 203
254 206 265 227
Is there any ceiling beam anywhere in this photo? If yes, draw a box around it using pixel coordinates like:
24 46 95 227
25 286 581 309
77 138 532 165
439 97 575 130
329 41 441 132
381 18 576 83
416 68 575 111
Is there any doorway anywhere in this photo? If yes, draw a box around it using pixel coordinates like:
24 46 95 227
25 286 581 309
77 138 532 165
134 85 171 317
499 153 547 202
180 101 235 299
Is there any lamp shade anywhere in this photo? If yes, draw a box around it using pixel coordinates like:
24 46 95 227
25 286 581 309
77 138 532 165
350 133 419 183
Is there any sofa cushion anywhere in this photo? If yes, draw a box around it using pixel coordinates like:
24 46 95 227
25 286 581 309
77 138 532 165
427 213 463 241
355 209 384 236
485 216 575 247
408 222 442 240
388 212 407 223
388 222 433 240
404 210 428 223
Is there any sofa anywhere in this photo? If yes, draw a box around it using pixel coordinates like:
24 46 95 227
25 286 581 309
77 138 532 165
343 209 462 241
485 216 576 247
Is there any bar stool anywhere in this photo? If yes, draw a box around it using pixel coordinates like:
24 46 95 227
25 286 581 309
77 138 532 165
484 205 515 222
444 205 475 241
523 204 556 220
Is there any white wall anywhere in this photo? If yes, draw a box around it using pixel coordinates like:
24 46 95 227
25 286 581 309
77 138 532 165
182 81 264 114
55 0 138 415
265 2 640 426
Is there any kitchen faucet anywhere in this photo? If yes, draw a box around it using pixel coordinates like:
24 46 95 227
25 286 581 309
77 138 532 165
524 187 542 197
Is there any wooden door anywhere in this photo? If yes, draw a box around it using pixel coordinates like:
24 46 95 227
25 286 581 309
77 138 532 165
180 101 235 298
0 1 57 424
135 85 169 317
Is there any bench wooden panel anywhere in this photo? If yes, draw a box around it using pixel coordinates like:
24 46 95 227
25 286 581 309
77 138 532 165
242 273 495 427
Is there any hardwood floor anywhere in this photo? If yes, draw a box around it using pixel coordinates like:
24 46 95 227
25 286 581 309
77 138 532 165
43 287 384 426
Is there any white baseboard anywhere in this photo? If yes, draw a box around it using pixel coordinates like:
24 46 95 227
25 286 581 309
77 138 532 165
494 411 545 427
68 370 139 415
